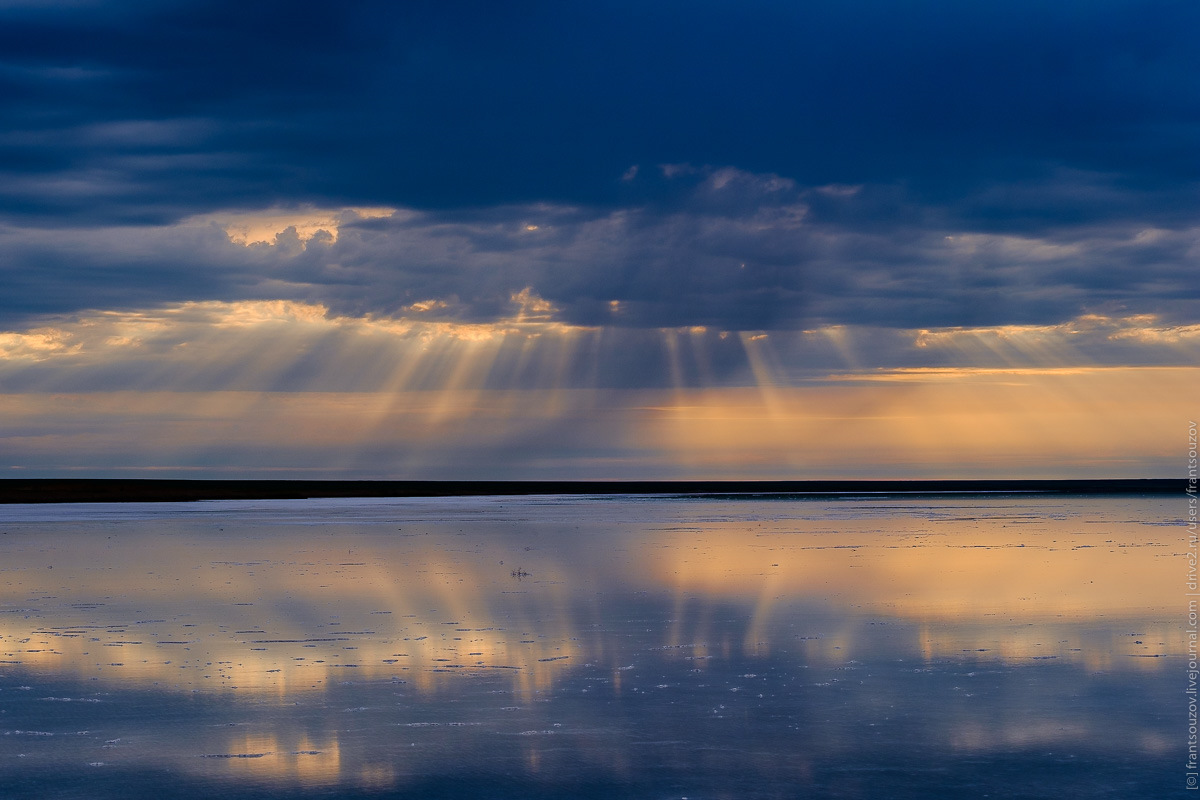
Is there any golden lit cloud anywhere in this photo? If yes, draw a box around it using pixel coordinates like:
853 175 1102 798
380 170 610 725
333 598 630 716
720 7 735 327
0 293 586 366
188 205 397 246
0 327 80 360
913 313 1200 363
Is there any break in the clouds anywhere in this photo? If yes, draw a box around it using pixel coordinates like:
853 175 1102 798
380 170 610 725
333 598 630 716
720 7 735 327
0 0 1196 478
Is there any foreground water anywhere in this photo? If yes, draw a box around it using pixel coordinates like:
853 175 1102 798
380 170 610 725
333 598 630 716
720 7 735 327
0 494 1181 798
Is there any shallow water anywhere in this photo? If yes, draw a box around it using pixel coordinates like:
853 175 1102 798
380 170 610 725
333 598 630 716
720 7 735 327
0 494 1181 798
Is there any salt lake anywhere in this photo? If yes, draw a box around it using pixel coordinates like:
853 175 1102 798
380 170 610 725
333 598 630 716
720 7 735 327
0 493 1181 798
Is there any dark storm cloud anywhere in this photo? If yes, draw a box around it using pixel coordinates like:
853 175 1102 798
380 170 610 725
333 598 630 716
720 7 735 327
1 0 1197 330
2 169 1196 333
1 0 1196 220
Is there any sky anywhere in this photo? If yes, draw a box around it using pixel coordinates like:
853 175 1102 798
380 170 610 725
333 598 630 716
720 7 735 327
0 0 1197 479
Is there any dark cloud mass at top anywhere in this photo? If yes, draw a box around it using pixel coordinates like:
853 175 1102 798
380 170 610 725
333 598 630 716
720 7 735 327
0 0 1197 330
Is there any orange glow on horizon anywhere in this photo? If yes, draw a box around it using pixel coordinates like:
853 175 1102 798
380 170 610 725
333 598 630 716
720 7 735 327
0 300 1192 478
0 363 1190 478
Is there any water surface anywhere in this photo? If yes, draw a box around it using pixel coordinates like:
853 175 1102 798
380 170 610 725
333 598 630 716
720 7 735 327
0 494 1179 798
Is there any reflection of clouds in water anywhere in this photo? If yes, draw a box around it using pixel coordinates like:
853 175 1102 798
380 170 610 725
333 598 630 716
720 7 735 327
201 731 342 788
1 532 581 701
0 496 1177 795
0 496 1180 708
649 509 1176 619
0 506 1179 800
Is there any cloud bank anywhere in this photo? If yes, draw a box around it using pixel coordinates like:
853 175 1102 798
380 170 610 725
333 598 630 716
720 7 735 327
0 0 1195 477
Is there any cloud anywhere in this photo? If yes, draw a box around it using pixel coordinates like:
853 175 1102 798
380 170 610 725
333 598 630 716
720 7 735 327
2 168 1198 333
0 327 81 360
0 0 1196 225
1 292 1196 404
0 1 1196 341
194 206 397 246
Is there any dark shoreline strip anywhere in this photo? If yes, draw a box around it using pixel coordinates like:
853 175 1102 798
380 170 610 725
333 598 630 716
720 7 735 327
0 478 1183 504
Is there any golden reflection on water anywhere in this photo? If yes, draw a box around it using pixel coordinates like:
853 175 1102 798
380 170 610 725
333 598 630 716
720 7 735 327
0 497 1180 791
0 497 1180 708
0 527 582 701
206 731 342 787
645 512 1175 616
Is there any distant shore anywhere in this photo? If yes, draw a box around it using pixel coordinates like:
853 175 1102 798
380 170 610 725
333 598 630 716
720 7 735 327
0 478 1183 504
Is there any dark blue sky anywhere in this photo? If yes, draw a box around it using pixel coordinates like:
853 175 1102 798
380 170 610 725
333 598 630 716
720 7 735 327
1 0 1197 330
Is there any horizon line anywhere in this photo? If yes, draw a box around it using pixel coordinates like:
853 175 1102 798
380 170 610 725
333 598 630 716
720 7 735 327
0 477 1185 504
